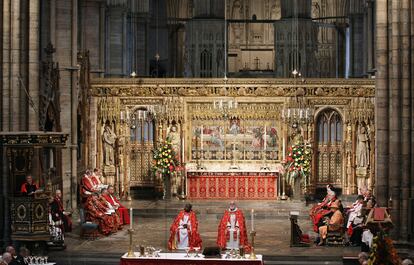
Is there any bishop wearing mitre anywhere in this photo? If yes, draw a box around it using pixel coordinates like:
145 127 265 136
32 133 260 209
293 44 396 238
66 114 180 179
168 204 202 250
217 201 251 251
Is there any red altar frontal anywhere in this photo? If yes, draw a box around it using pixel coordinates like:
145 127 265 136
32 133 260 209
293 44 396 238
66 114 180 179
187 172 278 200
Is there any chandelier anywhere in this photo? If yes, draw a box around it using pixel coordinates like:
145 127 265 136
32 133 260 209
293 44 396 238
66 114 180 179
120 105 158 129
282 97 314 127
213 98 238 119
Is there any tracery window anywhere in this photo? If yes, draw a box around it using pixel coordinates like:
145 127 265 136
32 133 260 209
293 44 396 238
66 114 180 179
316 109 343 186
200 49 212 77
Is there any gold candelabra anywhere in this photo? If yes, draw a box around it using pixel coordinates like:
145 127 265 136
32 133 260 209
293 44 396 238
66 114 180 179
249 230 257 260
127 229 135 257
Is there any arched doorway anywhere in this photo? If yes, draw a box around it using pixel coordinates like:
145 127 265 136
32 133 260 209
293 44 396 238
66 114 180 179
129 108 156 189
315 109 343 192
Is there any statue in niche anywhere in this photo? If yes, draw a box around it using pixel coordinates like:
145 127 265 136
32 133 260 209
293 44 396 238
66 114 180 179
270 0 280 19
183 46 193 77
103 123 117 166
356 125 369 168
167 124 181 158
167 124 181 196
232 0 242 19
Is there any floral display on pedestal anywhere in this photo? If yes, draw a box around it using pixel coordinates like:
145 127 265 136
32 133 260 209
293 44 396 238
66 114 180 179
284 142 312 194
152 138 181 199
368 230 401 265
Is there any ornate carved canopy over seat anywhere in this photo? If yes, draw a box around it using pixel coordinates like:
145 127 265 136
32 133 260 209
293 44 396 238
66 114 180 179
0 132 69 147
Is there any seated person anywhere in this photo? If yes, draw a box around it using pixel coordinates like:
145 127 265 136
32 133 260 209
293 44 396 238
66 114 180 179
346 195 364 229
318 201 344 246
20 175 39 196
363 189 375 203
81 170 99 197
310 184 337 232
50 189 72 233
83 194 119 235
98 192 121 231
91 168 108 190
102 185 130 225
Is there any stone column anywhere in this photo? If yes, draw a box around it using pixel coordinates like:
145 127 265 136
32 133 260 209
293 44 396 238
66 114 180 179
28 0 40 131
375 0 414 242
374 0 389 205
70 0 78 210
400 0 411 241
388 0 402 234
2 0 10 131
10 0 21 131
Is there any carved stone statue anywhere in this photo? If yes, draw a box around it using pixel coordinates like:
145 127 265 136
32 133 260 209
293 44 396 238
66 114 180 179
167 125 181 156
103 124 117 166
356 125 369 168
167 124 181 195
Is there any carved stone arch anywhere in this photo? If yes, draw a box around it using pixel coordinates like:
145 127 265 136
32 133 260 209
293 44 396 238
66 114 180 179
44 102 60 132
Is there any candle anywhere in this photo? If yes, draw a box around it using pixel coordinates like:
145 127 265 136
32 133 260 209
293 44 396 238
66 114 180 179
264 125 267 150
251 209 254 231
282 138 285 160
182 138 185 161
200 126 204 150
130 208 133 229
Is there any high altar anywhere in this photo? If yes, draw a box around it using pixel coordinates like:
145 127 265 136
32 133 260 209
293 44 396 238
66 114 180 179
81 76 375 200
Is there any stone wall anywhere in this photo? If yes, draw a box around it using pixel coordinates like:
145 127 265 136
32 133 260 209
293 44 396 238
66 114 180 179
375 0 414 242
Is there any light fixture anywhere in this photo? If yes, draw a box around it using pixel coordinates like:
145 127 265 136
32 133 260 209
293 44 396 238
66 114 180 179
121 106 158 129
213 98 238 119
130 71 137 78
282 97 313 127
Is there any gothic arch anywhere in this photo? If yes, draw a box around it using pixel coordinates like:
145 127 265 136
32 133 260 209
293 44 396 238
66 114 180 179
314 108 344 194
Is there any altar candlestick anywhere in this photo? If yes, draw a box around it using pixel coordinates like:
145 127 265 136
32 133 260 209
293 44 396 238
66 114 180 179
200 127 204 150
251 209 254 231
130 208 133 229
182 138 185 161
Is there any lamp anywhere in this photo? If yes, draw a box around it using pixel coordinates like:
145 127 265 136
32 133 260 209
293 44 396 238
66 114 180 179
282 97 313 127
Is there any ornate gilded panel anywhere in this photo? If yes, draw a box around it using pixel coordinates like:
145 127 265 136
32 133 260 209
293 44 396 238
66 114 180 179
189 103 282 162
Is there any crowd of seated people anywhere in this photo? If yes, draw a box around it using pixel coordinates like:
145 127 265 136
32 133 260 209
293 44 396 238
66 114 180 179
0 246 30 265
311 185 381 248
81 168 130 236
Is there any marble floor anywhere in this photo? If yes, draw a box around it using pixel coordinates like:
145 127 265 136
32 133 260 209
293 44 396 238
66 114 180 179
57 199 360 259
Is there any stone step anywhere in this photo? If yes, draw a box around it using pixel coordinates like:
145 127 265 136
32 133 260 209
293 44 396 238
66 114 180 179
131 200 312 219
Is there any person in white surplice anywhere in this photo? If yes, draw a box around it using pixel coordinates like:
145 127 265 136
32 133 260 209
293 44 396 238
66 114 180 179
168 204 202 250
217 201 251 251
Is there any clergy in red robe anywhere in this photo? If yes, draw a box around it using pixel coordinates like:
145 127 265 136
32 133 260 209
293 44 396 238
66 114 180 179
81 170 99 197
310 184 337 232
102 185 130 225
91 168 108 190
98 193 121 232
168 204 202 250
84 194 117 235
217 201 251 251
20 175 39 196
50 189 72 232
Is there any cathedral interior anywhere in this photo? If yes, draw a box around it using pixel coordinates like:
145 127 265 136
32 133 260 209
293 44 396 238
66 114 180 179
0 0 413 264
